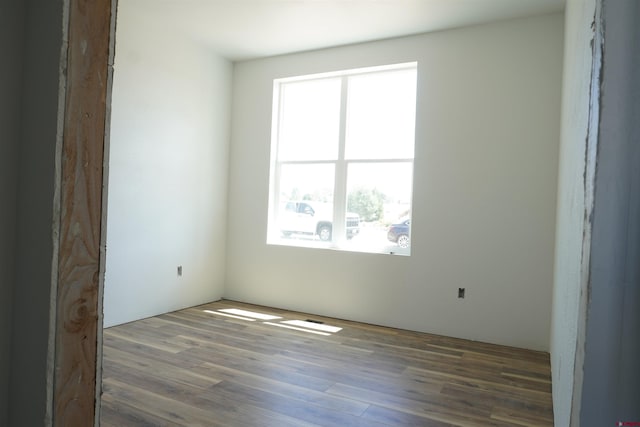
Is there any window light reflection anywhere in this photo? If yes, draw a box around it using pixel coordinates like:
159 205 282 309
204 308 344 337
263 322 331 336
281 320 342 333
218 308 282 320
203 309 255 321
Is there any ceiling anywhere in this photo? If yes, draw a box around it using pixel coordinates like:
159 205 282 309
128 0 565 61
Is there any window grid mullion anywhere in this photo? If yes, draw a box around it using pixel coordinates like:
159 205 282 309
332 76 349 244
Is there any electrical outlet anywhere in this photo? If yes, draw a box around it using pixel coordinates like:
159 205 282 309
458 288 465 298
177 265 183 277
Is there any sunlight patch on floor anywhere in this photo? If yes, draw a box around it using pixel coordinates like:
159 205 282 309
263 321 331 336
281 320 342 333
204 306 343 336
203 309 256 321
219 308 282 320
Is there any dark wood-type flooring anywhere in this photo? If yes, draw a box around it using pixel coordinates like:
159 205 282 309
100 300 553 426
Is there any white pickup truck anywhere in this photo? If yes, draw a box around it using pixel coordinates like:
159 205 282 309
279 201 360 241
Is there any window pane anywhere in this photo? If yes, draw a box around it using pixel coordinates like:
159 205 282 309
278 78 341 161
278 163 335 203
346 162 413 254
272 164 335 244
345 69 417 160
268 64 417 255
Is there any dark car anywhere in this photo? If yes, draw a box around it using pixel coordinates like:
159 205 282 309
387 218 410 248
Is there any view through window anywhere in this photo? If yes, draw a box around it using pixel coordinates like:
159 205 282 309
267 63 417 255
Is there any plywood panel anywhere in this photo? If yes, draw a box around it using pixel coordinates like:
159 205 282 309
53 0 113 425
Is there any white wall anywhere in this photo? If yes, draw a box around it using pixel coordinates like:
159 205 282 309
0 0 25 423
104 2 232 327
549 0 596 425
226 14 564 351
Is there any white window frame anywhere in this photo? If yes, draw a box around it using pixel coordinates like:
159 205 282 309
267 62 417 253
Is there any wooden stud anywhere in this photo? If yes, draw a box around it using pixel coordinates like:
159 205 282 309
53 0 114 425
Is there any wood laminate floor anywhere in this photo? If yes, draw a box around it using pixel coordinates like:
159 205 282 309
100 300 553 426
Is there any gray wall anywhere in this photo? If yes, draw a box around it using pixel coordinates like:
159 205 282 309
0 1 26 424
9 0 65 425
580 0 640 424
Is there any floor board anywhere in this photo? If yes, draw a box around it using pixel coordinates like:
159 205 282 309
100 300 553 426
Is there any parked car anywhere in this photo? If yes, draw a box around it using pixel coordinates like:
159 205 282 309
279 201 360 241
387 218 410 248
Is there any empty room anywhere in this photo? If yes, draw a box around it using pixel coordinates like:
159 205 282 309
3 0 639 426
102 1 561 425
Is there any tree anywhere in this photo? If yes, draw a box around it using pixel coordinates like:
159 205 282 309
347 187 386 222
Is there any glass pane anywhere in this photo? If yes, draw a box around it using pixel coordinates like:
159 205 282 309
345 162 413 254
274 163 335 244
278 78 341 161
345 69 417 160
278 163 335 203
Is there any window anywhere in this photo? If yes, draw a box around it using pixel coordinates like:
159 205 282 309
267 63 417 255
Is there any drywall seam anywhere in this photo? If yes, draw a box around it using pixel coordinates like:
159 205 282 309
45 0 70 424
570 1 604 425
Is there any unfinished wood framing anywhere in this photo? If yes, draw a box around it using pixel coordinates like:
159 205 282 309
52 0 114 425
